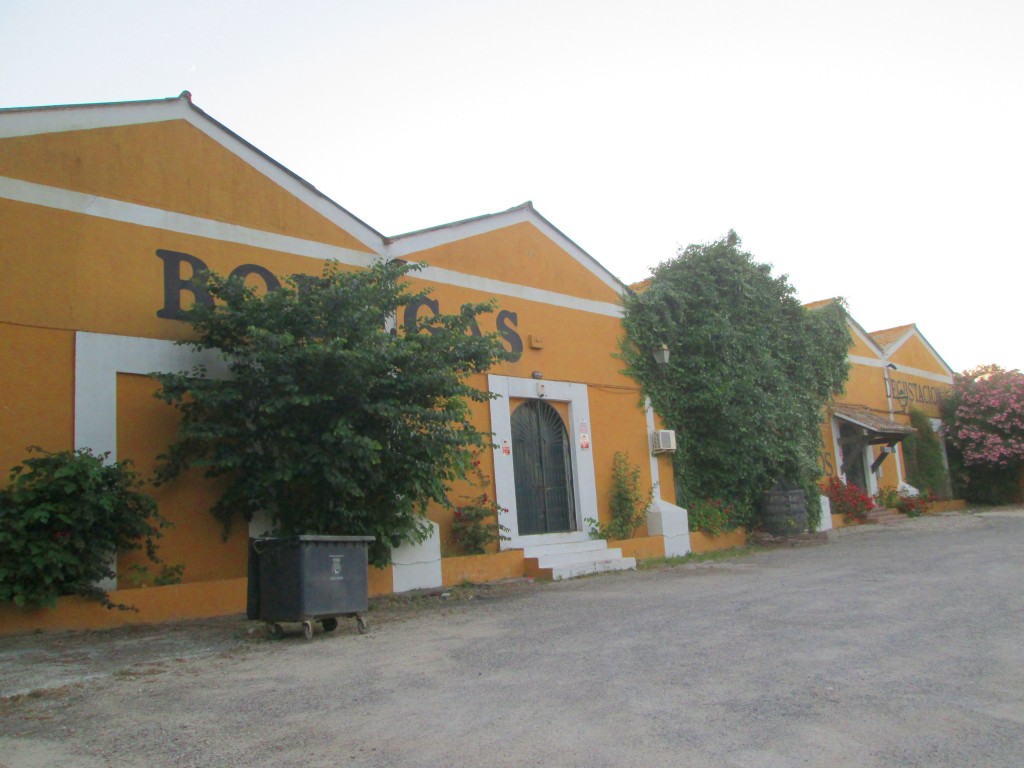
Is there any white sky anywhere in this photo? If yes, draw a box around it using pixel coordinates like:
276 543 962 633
3 0 1022 373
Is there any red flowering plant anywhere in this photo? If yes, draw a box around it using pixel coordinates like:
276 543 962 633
876 486 932 518
687 497 739 536
449 457 510 556
896 491 932 518
821 476 875 522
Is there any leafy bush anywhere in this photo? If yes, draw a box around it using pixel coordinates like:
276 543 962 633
803 485 823 533
687 498 739 536
897 492 931 517
154 260 510 567
0 448 168 609
875 487 900 509
448 459 510 555
821 477 875 521
875 486 931 517
588 452 654 541
621 232 850 524
902 408 951 499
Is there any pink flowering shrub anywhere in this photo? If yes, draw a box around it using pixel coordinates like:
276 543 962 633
945 365 1024 469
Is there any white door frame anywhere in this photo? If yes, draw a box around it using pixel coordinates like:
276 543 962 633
488 374 597 549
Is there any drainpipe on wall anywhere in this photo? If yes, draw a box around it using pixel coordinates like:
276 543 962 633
883 363 907 488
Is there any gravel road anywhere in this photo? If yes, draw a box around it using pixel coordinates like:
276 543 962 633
2 510 1023 767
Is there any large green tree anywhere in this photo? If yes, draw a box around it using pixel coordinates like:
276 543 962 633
155 260 509 566
621 231 850 527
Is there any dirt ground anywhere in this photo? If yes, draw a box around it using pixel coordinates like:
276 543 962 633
2 510 1023 767
0 579 537 701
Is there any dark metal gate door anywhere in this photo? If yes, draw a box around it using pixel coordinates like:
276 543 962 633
511 400 576 535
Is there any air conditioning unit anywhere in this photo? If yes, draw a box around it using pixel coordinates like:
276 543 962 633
652 429 677 453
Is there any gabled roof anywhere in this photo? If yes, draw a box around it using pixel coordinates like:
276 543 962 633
870 324 915 351
386 201 629 296
0 93 388 254
1 94 629 300
869 323 954 377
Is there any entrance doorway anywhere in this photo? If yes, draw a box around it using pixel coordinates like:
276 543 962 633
838 422 869 490
511 400 576 535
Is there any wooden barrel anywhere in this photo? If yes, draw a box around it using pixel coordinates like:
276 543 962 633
760 482 808 536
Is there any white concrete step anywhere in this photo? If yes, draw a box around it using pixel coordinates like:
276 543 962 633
521 538 609 560
531 546 624 568
521 537 637 581
551 556 637 580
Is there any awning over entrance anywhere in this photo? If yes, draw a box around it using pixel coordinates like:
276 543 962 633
832 406 915 444
831 405 915 476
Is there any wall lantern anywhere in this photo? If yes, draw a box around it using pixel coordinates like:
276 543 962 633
653 344 670 366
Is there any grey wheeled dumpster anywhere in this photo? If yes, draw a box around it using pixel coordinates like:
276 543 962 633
247 535 375 639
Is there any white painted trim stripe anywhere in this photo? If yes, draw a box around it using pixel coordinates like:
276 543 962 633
0 101 191 139
74 331 232 590
389 206 628 298
893 367 953 385
884 328 955 378
1 176 624 319
416 265 623 317
847 318 886 358
849 354 953 385
1 175 379 267
848 355 889 368
74 332 231 461
879 329 914 356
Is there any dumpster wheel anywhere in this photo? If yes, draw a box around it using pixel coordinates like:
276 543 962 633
302 620 314 641
356 615 368 634
268 622 285 640
321 617 339 632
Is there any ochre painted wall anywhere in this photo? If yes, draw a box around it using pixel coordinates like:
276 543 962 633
0 200 355 340
0 323 75 474
884 334 949 420
0 108 660 606
115 374 248 585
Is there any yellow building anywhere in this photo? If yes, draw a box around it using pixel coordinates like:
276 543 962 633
811 301 954 500
0 95 691 631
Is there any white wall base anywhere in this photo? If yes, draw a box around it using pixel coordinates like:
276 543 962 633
898 482 920 497
817 496 833 532
391 521 443 593
648 499 691 557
